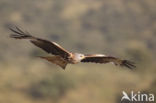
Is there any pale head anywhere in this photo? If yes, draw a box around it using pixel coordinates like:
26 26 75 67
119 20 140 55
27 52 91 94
73 53 85 62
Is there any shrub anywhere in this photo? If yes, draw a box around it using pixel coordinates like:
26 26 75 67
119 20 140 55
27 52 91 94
28 73 75 100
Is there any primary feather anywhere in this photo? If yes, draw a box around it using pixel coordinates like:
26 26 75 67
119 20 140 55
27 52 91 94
9 26 71 60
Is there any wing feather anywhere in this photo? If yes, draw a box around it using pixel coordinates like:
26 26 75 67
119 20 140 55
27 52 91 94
81 55 136 69
9 26 71 59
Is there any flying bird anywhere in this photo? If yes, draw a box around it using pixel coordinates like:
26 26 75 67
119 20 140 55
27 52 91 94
9 26 136 70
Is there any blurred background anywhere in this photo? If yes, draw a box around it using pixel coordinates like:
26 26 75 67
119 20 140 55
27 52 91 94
0 0 156 103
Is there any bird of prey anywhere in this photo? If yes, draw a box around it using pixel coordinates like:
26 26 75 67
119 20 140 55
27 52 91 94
9 26 136 70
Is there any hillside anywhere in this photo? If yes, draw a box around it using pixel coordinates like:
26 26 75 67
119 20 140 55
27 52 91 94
0 0 156 103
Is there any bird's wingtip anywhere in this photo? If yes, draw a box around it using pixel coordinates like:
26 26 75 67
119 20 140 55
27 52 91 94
121 60 136 70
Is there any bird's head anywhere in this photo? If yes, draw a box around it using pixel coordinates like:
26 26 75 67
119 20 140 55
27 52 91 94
73 53 85 61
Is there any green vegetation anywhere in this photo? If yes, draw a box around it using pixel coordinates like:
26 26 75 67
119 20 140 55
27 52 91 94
28 73 75 100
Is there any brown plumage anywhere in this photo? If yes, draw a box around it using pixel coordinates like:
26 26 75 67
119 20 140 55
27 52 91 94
9 26 136 70
81 55 136 69
39 56 68 69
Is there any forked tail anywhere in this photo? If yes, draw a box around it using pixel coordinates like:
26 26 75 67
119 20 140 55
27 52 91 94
38 56 68 69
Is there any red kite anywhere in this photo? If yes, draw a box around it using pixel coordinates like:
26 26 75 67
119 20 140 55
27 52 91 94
10 26 136 70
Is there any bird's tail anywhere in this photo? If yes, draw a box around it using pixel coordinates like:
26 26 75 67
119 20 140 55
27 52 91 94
9 26 34 39
38 56 68 70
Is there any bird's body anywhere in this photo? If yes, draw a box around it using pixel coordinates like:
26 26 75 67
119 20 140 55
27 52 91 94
9 26 136 70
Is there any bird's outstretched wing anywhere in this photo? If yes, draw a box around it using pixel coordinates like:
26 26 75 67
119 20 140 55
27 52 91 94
81 54 136 69
9 26 71 59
